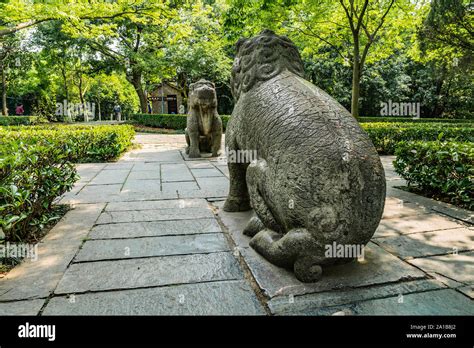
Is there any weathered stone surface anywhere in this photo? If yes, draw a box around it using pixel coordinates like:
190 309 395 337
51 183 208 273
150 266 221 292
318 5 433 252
375 213 464 238
457 285 474 299
89 169 130 185
89 218 222 239
191 168 224 177
43 280 264 315
0 204 105 302
0 299 45 315
408 251 474 284
223 30 386 282
55 251 242 294
185 79 223 158
291 289 474 315
374 228 474 259
96 207 214 224
239 242 426 298
75 233 230 262
105 198 209 211
161 164 194 182
268 279 445 315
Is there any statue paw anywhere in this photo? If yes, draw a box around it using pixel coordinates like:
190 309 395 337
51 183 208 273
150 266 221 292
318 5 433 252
294 257 323 283
223 197 251 212
243 216 265 237
188 150 201 158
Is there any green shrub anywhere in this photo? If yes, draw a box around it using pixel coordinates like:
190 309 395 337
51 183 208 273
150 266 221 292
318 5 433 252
0 124 135 162
0 137 78 241
0 116 48 126
361 122 474 155
131 114 230 131
394 141 473 210
359 117 473 123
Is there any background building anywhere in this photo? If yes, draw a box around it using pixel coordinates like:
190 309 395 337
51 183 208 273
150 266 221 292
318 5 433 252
148 82 185 114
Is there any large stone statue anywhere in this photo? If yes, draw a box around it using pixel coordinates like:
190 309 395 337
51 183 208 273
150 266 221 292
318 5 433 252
223 30 386 282
185 79 222 158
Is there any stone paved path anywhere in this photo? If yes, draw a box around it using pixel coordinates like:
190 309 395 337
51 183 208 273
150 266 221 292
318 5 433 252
1 134 473 315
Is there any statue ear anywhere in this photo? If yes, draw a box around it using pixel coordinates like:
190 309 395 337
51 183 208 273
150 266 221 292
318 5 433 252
189 83 195 91
236 38 246 52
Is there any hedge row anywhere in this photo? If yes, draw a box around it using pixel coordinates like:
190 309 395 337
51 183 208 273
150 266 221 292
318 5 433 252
0 137 78 240
0 116 48 126
0 124 135 162
131 113 230 130
360 122 473 155
0 125 135 240
394 141 473 210
358 117 473 123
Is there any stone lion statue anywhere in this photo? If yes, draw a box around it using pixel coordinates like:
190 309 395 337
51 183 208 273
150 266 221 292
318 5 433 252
223 30 386 282
185 79 222 158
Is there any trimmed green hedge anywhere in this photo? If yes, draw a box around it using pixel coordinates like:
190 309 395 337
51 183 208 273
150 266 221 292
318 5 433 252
131 113 230 131
394 141 473 210
0 124 135 240
361 123 474 155
0 124 135 162
0 137 78 240
0 116 48 126
359 117 473 123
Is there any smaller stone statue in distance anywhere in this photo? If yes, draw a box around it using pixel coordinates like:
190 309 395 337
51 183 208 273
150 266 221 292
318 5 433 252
185 79 223 158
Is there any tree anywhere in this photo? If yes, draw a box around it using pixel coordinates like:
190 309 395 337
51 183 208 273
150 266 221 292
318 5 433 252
0 32 22 115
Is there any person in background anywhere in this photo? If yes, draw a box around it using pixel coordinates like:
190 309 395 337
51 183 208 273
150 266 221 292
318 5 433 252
113 103 122 121
15 103 24 116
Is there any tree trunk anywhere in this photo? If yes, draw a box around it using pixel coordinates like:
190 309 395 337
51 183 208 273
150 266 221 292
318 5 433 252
129 72 147 113
351 41 361 119
1 65 7 116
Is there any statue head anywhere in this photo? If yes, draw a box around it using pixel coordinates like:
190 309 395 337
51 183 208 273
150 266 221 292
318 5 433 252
231 29 305 101
189 79 217 111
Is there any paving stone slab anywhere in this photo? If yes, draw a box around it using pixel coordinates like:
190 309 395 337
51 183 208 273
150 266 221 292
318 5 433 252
161 164 194 182
0 299 45 315
0 204 105 302
214 200 255 248
268 279 445 315
75 233 230 262
104 163 135 170
185 162 215 169
96 207 214 224
240 242 426 298
127 150 183 163
176 188 228 199
375 213 464 238
77 184 122 196
43 280 264 315
162 181 200 193
89 170 130 185
121 179 161 193
191 168 224 178
195 176 229 190
382 202 431 219
291 289 474 315
373 228 474 259
89 218 222 239
55 251 243 294
131 162 162 171
126 170 161 180
105 198 209 211
408 251 474 284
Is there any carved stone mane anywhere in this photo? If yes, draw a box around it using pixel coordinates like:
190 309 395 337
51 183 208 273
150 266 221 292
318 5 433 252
231 29 305 100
